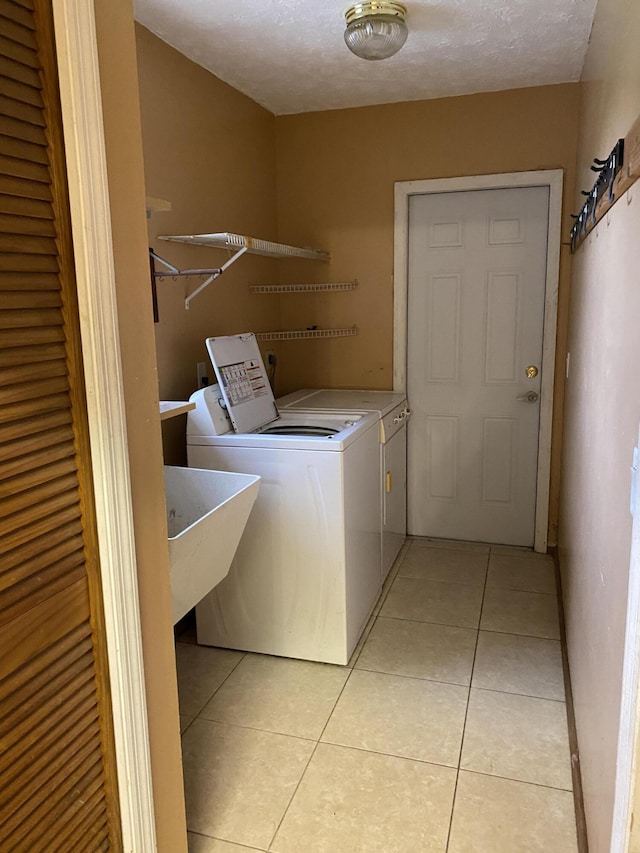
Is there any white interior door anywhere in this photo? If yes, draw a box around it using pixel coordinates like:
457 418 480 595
407 186 549 546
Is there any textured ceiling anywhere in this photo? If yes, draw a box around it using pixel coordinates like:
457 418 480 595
133 0 598 115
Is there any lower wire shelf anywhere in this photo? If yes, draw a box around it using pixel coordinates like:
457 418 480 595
255 326 358 342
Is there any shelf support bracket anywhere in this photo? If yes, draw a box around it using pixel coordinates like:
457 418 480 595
149 246 249 310
183 246 248 309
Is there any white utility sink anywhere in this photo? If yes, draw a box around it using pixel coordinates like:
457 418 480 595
164 466 260 624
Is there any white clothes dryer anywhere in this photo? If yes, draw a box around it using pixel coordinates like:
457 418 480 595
277 388 410 579
187 334 381 665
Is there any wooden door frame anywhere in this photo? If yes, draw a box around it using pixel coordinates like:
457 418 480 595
393 170 563 553
51 2 157 849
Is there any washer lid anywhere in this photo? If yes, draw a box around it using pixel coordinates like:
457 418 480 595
206 333 278 433
277 388 407 416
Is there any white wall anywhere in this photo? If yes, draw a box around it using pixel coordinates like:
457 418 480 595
559 1 640 849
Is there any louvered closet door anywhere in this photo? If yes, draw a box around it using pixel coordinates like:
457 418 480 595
0 1 122 850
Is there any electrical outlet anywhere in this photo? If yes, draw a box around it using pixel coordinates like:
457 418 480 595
196 361 208 388
266 350 276 366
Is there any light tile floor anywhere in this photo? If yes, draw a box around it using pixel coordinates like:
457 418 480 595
177 538 579 852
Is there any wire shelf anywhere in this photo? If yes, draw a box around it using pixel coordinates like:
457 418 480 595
250 281 357 294
159 232 329 262
255 327 358 341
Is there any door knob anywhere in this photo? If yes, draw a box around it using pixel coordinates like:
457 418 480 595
525 365 539 379
516 391 539 403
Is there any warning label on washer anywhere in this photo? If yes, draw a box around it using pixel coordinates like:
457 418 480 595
219 360 269 405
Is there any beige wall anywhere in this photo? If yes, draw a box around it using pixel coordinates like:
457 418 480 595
275 85 580 540
558 0 640 849
135 25 280 465
94 4 187 850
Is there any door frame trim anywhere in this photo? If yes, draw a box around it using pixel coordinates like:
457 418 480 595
393 170 563 552
611 419 640 852
51 2 157 849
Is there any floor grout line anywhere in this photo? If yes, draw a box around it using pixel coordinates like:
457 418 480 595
457 766 576 794
445 548 490 852
265 660 357 851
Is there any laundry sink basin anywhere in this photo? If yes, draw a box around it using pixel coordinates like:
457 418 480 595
164 465 260 624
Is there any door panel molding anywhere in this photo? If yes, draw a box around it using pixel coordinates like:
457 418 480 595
51 2 156 848
394 171 563 552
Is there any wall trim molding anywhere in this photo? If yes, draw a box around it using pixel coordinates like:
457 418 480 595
611 418 640 853
51 2 157 849
393 170 564 553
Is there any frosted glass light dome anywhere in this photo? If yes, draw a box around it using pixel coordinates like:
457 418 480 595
344 2 408 61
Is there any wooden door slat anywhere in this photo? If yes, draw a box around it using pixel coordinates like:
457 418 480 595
0 93 44 126
0 556 86 627
0 407 71 444
2 666 96 755
0 425 73 465
0 73 42 107
5 0 36 13
0 192 52 218
0 390 69 424
0 700 99 796
1 532 83 594
0 251 58 272
0 132 48 163
4 750 104 844
1 455 77 499
0 375 69 404
0 173 51 200
0 423 71 466
0 435 74 478
0 232 57 255
51 790 108 853
0 518 82 572
0 1 36 30
0 13 36 49
0 152 49 181
1 713 100 819
0 32 37 67
0 445 76 491
0 342 67 376
0 51 40 87
0 640 92 732
0 578 89 680
0 622 90 712
38 780 106 853
0 94 45 127
0 470 78 517
0 211 55 235
0 327 64 351
0 492 80 553
0 288 60 314
0 397 70 432
0 272 60 294
1 735 101 836
0 113 45 143
80 822 110 853
0 345 66 373
0 308 63 331
3 750 105 853
0 310 62 334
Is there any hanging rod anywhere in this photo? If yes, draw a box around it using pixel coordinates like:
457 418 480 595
149 247 248 309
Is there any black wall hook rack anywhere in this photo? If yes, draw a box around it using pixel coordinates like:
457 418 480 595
570 138 625 252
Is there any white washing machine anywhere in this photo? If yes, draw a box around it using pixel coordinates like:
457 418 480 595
187 334 381 665
277 388 410 579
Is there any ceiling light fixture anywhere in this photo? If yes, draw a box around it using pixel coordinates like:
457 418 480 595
344 1 408 61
